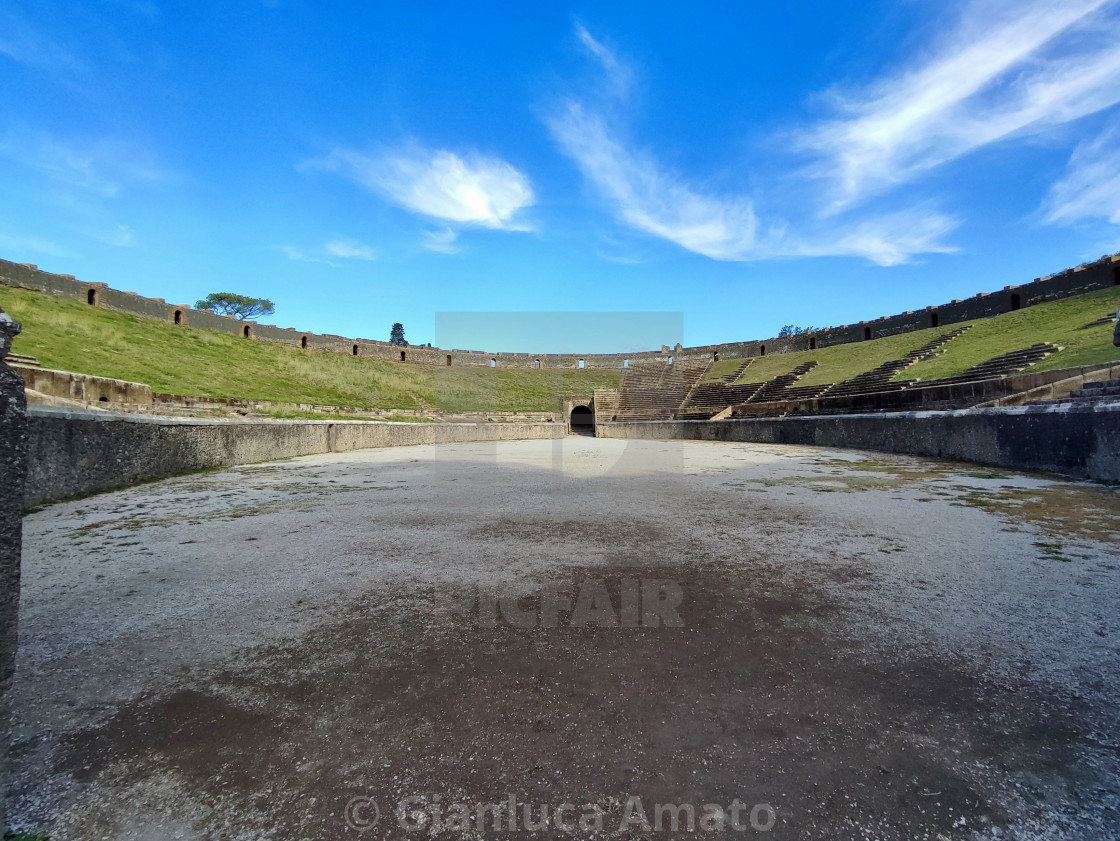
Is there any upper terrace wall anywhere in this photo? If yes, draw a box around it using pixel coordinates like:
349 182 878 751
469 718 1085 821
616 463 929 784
2 255 1117 369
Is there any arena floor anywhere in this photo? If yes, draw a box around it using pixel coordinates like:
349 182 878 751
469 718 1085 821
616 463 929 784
10 437 1120 840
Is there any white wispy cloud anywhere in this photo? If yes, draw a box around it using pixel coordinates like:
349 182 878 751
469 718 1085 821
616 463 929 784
573 23 631 97
0 131 170 196
548 102 759 260
0 231 69 257
307 144 535 230
1043 127 1120 225
0 9 83 73
802 0 1120 209
422 228 460 255
85 222 136 248
547 24 955 265
279 239 377 266
277 245 337 267
325 239 376 260
777 209 960 266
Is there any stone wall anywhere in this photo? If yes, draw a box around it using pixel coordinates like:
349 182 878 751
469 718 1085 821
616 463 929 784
12 365 153 405
596 404 1120 482
3 255 1117 369
23 408 564 508
0 306 28 836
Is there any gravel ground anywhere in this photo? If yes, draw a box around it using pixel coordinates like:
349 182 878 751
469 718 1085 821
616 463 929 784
9 436 1120 840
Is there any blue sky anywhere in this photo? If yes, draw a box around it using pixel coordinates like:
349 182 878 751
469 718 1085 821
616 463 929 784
2 1 1120 352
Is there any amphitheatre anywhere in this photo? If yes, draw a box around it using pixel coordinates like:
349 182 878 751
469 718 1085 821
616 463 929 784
0 253 1119 840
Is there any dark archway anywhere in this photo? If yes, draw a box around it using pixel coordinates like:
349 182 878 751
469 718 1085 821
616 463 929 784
570 405 594 435
808 336 817 350
173 310 182 325
863 326 872 341
759 345 766 357
87 288 98 306
1010 293 1021 311
400 350 407 362
243 325 252 338
353 344 359 356
1113 264 1120 285
447 354 453 366
930 311 939 328
301 335 308 349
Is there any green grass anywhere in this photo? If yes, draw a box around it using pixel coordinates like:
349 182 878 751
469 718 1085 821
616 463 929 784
727 327 963 387
4 282 1117 408
724 285 1120 387
901 285 1120 381
1 286 620 412
701 358 750 382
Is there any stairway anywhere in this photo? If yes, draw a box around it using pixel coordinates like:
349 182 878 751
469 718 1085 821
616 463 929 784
677 359 764 418
6 353 40 368
614 358 710 420
1082 312 1118 329
1062 379 1120 406
745 361 820 403
923 343 1059 387
821 325 972 398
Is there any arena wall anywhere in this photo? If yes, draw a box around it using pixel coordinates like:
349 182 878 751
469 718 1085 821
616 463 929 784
3 255 1117 368
595 404 1120 482
23 407 564 508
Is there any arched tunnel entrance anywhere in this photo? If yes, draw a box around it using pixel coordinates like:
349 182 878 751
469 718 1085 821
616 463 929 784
569 405 594 435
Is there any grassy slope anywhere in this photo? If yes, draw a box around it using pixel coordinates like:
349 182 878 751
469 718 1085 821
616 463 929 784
902 286 1120 381
718 286 1120 387
726 328 959 387
1 286 620 412
702 358 751 381
4 283 1116 407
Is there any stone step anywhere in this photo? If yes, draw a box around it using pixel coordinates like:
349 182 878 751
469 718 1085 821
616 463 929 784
1078 380 1120 391
1071 385 1120 399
